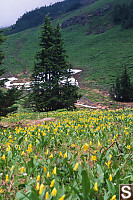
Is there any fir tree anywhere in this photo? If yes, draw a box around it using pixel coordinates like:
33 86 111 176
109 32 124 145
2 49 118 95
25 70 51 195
31 15 80 111
110 68 133 102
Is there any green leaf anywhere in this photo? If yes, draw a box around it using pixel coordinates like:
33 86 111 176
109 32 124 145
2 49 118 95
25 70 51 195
81 170 90 200
106 180 116 194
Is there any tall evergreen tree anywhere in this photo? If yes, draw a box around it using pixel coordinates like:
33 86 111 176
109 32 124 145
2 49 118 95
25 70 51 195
31 15 80 111
110 68 133 102
0 31 21 118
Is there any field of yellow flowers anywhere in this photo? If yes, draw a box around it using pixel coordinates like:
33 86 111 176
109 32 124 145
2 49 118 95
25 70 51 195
0 108 132 200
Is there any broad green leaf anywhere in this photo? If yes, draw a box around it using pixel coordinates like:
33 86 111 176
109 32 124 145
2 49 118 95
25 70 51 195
81 170 90 199
106 180 116 194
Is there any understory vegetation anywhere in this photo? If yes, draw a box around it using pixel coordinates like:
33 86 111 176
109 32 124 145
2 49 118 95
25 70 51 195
0 108 133 199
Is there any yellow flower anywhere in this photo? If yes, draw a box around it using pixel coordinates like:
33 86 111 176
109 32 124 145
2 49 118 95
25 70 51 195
127 145 130 149
90 141 92 145
59 151 63 157
91 155 97 161
10 165 14 171
35 155 37 159
49 154 53 159
21 151 24 156
94 182 98 191
105 160 111 168
6 145 10 152
45 192 49 199
98 140 101 146
46 149 49 155
64 152 67 158
47 172 50 178
59 195 65 200
51 187 57 197
52 167 57 175
44 166 47 173
50 179 55 188
36 182 40 190
110 195 116 200
19 167 25 174
1 155 5 160
109 174 112 181
0 188 4 194
73 163 79 171
39 184 44 195
37 175 40 182
6 174 8 182
82 143 89 151
27 144 32 153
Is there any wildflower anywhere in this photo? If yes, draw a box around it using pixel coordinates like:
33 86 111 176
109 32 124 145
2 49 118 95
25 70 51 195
1 155 5 160
6 145 10 152
59 195 65 200
35 155 37 159
64 152 67 158
27 144 32 153
47 172 50 178
94 182 98 191
6 174 8 182
37 175 40 182
105 160 111 168
36 182 39 190
39 184 44 195
19 167 25 174
82 143 89 151
98 140 101 146
21 151 24 156
59 151 63 157
51 187 57 196
10 165 14 172
49 154 53 159
73 163 79 171
0 188 4 194
50 179 55 188
71 144 75 147
110 195 116 200
45 192 49 199
91 155 97 161
90 141 92 145
127 145 130 149
46 149 49 155
52 167 57 175
109 174 112 181
44 166 47 172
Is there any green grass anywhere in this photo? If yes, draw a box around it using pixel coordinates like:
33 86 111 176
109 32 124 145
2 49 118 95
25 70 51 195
1 0 133 89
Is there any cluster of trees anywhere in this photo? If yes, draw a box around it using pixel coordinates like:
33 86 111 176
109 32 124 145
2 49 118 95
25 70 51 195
0 31 21 118
0 16 80 118
113 1 133 29
7 0 82 34
110 68 133 102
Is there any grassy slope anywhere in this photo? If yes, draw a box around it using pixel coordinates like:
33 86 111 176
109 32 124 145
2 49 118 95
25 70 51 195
1 0 133 89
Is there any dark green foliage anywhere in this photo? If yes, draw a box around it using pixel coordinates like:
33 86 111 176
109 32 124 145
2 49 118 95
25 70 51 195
0 31 21 118
8 0 83 34
31 15 80 112
113 1 133 29
110 68 133 102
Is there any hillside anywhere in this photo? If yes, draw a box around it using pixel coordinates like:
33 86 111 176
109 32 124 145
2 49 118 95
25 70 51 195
1 0 133 103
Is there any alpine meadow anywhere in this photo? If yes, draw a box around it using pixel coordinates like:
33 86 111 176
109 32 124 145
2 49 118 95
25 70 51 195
0 0 133 199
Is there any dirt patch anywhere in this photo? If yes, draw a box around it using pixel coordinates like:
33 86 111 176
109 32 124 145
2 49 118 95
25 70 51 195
0 118 56 129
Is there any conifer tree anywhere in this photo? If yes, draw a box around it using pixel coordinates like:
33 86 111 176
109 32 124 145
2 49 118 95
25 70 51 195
110 68 133 102
31 15 80 111
0 31 21 118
